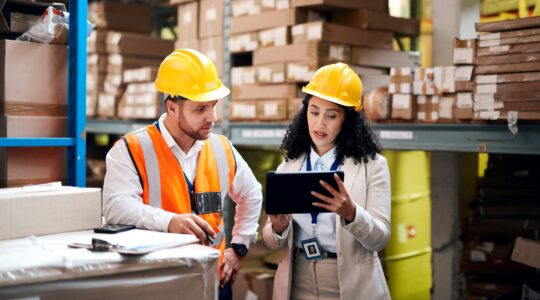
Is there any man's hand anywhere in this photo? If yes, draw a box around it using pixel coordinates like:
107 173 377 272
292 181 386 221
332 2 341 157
168 214 216 246
219 248 243 287
268 214 290 235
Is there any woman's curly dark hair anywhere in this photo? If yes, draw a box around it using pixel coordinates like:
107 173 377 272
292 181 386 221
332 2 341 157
280 94 381 164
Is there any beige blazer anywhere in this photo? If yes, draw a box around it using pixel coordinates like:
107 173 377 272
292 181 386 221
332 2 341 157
262 153 391 300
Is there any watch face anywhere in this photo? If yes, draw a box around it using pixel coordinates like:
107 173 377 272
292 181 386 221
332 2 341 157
232 244 248 256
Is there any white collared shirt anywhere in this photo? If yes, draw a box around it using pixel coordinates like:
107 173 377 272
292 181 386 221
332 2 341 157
292 146 338 253
102 113 263 246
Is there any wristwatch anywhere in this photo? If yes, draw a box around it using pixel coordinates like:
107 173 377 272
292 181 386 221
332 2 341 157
230 243 248 257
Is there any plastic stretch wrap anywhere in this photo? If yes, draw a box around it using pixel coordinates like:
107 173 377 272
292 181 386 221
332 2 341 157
0 231 219 299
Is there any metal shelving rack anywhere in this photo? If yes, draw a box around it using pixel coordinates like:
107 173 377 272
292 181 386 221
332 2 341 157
0 0 87 187
228 122 540 155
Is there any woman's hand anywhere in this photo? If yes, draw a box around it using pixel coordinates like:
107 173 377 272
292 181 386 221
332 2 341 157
268 214 290 235
311 173 357 222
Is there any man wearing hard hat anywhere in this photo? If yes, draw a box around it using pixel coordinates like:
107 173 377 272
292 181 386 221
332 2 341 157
102 49 263 300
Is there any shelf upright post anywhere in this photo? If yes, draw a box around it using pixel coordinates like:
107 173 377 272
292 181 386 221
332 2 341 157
67 0 87 187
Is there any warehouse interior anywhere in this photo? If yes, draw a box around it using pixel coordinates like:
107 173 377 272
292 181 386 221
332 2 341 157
0 0 539 299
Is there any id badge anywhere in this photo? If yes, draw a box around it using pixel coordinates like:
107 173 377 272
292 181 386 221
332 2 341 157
195 192 222 214
300 238 323 261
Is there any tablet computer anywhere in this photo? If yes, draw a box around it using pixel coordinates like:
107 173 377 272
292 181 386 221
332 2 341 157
265 171 345 214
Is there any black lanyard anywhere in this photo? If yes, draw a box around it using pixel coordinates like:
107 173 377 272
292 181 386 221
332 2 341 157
306 153 341 225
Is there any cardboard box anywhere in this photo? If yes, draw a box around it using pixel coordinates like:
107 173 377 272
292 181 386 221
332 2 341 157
87 92 98 117
291 0 389 13
416 95 439 123
453 38 476 65
476 71 540 84
511 237 540 268
455 81 474 92
391 93 415 120
438 96 456 122
388 83 411 94
291 21 392 49
231 8 306 34
456 93 474 119
475 16 540 33
88 54 108 74
478 34 540 48
258 26 290 48
257 99 288 120
434 66 456 94
199 0 223 38
87 30 107 54
454 66 474 82
199 36 224 77
106 32 174 58
390 68 413 83
476 41 540 57
229 33 259 53
414 67 435 82
0 40 67 113
352 47 419 68
476 52 540 65
107 54 163 75
286 61 317 82
232 84 297 100
413 81 436 95
177 1 199 42
88 2 151 34
175 39 200 50
0 116 66 138
229 100 258 121
232 0 262 17
0 147 66 187
288 97 303 120
170 0 195 4
97 93 119 118
333 9 419 36
123 67 159 84
233 272 275 300
257 63 287 84
253 42 351 65
499 110 540 120
476 81 540 93
232 67 258 86
0 186 102 240
497 100 540 111
479 27 540 41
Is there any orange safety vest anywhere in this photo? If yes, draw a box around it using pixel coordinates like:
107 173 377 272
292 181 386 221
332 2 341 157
123 122 236 269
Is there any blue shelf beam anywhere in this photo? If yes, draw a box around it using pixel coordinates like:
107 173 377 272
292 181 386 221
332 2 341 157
67 0 87 187
0 138 76 147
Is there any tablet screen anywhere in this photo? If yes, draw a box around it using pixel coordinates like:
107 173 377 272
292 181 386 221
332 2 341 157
265 171 345 214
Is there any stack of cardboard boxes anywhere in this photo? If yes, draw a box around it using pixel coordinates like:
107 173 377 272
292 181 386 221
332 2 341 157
389 67 415 120
229 0 420 122
453 39 476 121
87 2 174 120
474 16 540 121
0 40 68 187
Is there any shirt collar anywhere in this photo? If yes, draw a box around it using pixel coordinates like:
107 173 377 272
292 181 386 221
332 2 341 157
159 113 205 156
309 146 337 170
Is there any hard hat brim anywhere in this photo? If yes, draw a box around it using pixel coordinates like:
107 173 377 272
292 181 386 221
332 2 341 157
162 85 231 102
302 87 362 111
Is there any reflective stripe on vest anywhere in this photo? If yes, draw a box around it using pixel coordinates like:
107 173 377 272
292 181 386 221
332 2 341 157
123 124 236 261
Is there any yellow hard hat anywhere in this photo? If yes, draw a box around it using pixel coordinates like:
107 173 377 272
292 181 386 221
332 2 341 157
302 62 363 110
154 48 230 102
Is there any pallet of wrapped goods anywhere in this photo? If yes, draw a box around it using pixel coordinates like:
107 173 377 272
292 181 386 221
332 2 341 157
88 2 152 34
391 94 415 120
231 8 306 34
476 42 540 57
475 16 540 33
291 0 388 14
351 47 420 68
453 39 476 65
332 9 419 36
253 41 351 65
291 21 393 49
363 87 390 121
416 95 439 123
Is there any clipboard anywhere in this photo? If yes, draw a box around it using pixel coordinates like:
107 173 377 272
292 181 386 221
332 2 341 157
265 171 345 214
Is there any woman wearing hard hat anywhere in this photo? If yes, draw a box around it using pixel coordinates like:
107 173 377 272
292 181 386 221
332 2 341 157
262 63 391 300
